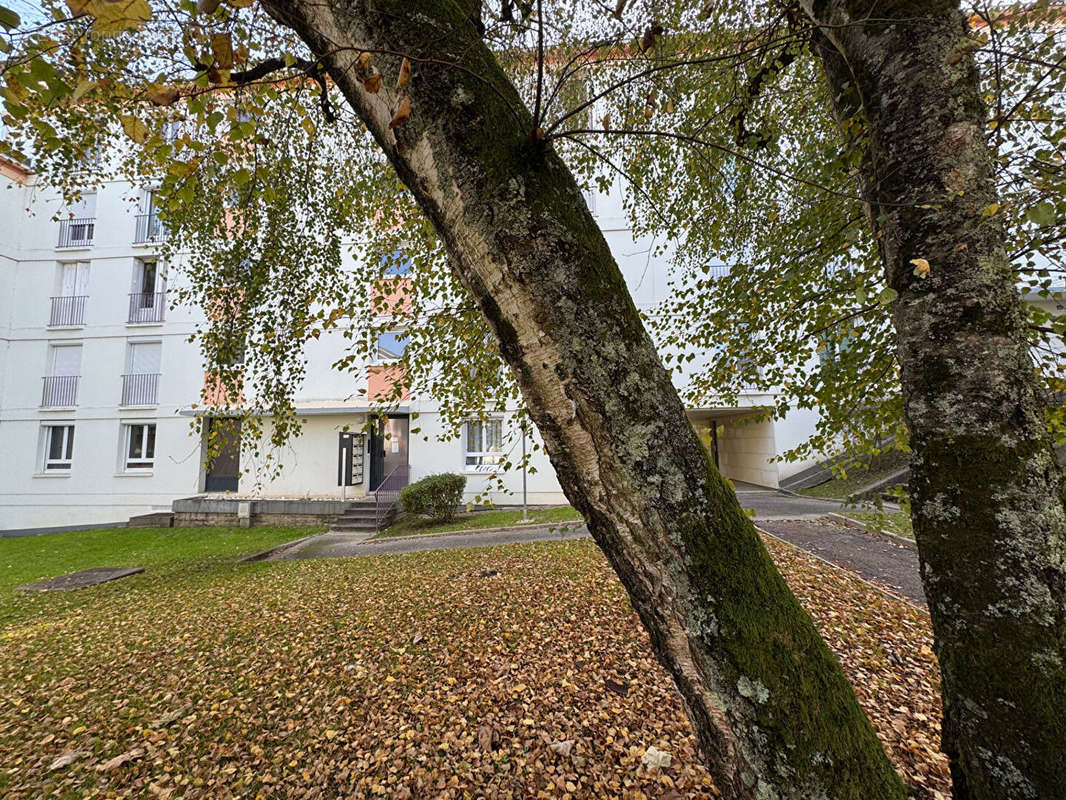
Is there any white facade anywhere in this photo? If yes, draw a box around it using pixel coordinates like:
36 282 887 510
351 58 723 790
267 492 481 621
0 160 816 532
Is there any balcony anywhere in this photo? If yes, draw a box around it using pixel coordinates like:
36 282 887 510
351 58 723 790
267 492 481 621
134 213 166 244
128 292 166 324
57 218 95 248
48 295 87 327
121 372 160 407
41 375 79 408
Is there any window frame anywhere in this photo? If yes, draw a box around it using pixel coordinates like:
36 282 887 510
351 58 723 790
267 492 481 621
463 417 505 473
123 422 157 472
41 424 75 472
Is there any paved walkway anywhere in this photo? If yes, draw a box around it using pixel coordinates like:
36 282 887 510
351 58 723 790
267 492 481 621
268 486 924 606
758 519 924 605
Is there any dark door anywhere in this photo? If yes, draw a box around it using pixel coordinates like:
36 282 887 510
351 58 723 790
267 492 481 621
368 415 409 491
204 417 241 492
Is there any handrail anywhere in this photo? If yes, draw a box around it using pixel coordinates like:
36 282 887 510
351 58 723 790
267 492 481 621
374 463 409 531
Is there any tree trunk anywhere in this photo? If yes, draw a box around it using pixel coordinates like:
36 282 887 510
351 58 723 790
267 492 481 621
260 1 905 797
803 2 1066 797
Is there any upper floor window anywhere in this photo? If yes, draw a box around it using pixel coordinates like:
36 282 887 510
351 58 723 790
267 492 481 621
58 193 96 248
129 259 166 323
375 331 409 362
49 261 89 327
380 250 413 276
41 344 82 408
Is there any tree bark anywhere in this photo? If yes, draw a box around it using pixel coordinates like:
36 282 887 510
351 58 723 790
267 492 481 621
802 2 1066 797
259 1 906 797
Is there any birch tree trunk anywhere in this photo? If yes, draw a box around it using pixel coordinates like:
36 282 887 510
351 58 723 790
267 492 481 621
802 2 1066 798
259 0 905 796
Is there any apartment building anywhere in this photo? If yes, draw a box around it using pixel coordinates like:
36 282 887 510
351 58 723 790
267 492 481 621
0 157 818 532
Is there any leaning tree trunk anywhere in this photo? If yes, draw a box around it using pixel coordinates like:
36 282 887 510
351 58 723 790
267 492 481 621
803 1 1066 797
260 1 905 797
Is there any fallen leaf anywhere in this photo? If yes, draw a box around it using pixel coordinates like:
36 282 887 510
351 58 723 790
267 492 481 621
49 750 91 771
642 745 671 771
549 739 575 757
96 746 145 771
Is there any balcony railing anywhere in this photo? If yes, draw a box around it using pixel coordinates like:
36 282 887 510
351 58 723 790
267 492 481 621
128 292 166 323
41 375 79 408
57 217 95 248
133 213 166 244
48 295 87 327
121 372 160 407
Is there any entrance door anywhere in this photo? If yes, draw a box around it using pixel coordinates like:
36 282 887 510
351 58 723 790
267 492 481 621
368 415 409 491
204 417 241 492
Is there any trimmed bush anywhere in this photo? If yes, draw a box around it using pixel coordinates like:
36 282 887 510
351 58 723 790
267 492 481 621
400 473 466 523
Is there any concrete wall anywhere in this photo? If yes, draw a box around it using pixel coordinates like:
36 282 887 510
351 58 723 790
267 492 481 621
715 415 779 488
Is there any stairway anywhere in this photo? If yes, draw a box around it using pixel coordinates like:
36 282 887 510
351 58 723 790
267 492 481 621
328 497 385 535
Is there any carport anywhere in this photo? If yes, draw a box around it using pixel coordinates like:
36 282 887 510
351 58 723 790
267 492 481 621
688 406 778 488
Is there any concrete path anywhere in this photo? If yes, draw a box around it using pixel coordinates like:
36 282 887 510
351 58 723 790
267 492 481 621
758 518 925 605
266 484 926 607
272 524 588 560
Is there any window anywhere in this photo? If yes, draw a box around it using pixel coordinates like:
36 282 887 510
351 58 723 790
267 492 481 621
124 424 156 470
380 250 413 276
59 261 90 297
375 331 409 362
42 425 74 471
42 344 82 407
464 418 504 471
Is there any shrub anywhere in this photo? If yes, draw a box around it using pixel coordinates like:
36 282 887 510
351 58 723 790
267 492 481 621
401 473 466 523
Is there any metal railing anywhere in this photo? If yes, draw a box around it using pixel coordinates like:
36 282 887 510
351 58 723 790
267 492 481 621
41 375 79 408
120 372 160 406
374 463 409 531
57 217 95 248
128 292 166 323
48 295 87 327
133 213 166 244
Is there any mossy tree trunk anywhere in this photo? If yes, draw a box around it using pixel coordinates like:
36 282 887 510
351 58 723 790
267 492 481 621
261 0 905 796
803 1 1066 797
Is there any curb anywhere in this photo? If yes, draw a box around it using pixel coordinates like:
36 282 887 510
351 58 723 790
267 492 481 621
240 533 323 563
826 512 917 552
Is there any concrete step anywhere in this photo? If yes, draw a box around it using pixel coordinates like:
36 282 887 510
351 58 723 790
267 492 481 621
127 511 174 528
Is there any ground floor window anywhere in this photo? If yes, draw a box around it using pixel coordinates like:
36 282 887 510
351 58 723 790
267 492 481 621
42 424 74 471
464 418 504 471
124 423 156 470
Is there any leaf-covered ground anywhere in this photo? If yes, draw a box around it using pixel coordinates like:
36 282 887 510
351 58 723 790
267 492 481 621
0 537 950 799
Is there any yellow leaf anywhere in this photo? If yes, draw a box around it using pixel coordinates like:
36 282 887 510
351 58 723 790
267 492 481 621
87 0 152 34
146 84 179 107
981 202 1000 216
357 51 372 71
389 95 411 129
363 72 382 93
119 114 148 143
211 33 233 69
396 57 411 89
909 257 930 278
224 0 254 6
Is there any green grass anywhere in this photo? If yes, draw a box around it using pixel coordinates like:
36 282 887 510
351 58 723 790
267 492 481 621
378 505 582 538
799 451 909 499
0 525 321 625
846 511 914 540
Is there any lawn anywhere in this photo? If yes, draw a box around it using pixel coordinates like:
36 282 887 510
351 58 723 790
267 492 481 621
799 450 909 499
0 530 950 799
378 505 582 538
846 510 915 540
0 525 321 625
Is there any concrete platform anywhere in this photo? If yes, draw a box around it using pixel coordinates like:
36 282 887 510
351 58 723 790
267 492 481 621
17 567 145 592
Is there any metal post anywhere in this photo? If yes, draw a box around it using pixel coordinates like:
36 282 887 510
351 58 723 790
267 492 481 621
521 418 528 521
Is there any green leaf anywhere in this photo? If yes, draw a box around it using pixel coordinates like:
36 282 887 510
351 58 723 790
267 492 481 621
1027 202 1056 227
0 5 19 30
119 114 149 143
877 287 899 305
